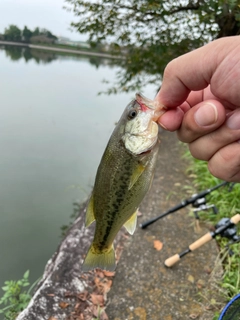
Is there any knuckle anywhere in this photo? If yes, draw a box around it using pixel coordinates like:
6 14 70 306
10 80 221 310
163 59 178 79
177 126 193 143
208 161 224 180
188 143 210 161
208 144 240 181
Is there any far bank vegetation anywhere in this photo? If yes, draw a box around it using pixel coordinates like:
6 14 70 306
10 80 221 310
0 25 57 44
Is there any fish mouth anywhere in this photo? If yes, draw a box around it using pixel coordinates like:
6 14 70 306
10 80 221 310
135 92 166 120
140 150 151 155
138 146 154 156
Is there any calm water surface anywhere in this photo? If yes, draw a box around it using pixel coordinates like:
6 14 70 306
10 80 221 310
0 47 156 287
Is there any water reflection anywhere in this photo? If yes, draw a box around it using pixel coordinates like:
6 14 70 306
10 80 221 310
0 44 116 68
1 45 57 64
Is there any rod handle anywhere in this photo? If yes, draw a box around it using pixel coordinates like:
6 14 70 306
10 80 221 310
231 213 240 225
189 232 213 251
164 254 180 267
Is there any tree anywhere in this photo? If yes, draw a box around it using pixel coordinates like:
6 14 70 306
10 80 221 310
22 26 32 42
32 27 40 37
4 25 22 42
65 0 240 93
40 28 58 40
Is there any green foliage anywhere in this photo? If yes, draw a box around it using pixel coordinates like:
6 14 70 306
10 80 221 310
65 0 240 93
0 271 32 320
4 25 22 42
40 29 58 40
3 25 58 44
212 313 220 320
221 248 240 297
22 26 33 42
186 152 240 220
91 305 107 320
185 151 240 298
32 27 40 37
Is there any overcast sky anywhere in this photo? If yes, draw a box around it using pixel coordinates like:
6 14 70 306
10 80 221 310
0 0 87 41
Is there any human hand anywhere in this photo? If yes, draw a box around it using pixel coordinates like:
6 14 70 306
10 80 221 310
155 36 240 182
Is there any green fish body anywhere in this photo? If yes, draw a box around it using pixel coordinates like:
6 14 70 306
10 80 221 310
82 93 165 271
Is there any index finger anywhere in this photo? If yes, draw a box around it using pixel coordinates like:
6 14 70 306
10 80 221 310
155 37 237 108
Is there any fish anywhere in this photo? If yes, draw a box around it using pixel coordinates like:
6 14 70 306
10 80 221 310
82 93 165 272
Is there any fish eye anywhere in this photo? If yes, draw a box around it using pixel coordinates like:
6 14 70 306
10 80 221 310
128 109 138 120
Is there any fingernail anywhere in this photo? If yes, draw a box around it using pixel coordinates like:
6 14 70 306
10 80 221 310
194 103 218 127
226 111 240 130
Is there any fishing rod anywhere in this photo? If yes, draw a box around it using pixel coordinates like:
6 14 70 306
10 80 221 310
164 213 240 267
140 181 230 229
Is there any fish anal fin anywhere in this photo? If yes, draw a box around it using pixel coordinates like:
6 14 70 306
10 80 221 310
128 164 145 190
82 245 116 272
124 210 138 235
85 195 95 228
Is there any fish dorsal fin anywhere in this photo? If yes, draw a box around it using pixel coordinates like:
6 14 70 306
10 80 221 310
124 210 138 235
85 195 95 228
128 164 145 190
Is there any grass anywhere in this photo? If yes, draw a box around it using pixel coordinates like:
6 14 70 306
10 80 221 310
0 271 36 320
184 150 240 299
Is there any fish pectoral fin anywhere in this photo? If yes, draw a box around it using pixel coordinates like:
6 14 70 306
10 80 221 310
128 164 145 190
82 245 116 272
124 210 138 235
85 195 95 228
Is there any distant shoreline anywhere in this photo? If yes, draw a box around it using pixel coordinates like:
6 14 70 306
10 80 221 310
0 40 123 60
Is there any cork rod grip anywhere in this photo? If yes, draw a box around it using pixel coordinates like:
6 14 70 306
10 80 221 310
230 214 240 225
189 232 212 251
164 254 180 267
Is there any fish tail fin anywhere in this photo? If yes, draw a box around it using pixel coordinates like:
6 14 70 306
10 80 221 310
82 245 116 272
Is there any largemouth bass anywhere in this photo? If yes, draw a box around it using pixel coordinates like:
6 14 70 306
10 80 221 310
82 93 165 271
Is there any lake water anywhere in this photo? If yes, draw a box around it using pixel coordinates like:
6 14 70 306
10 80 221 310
0 46 156 288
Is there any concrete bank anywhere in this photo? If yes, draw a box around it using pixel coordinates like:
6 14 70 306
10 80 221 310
0 40 123 59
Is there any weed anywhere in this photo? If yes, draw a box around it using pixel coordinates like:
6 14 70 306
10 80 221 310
92 305 106 320
185 150 240 298
0 270 34 320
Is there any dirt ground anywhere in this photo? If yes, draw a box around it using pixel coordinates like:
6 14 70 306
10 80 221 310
106 130 226 320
